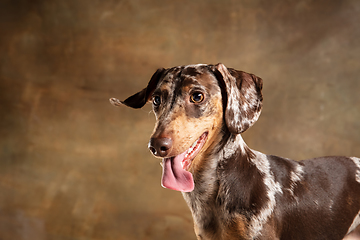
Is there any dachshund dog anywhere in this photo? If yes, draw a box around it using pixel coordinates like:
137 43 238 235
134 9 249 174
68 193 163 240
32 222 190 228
110 63 360 240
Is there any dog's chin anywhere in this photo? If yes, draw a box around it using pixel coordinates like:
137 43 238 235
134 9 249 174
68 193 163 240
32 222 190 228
160 132 208 192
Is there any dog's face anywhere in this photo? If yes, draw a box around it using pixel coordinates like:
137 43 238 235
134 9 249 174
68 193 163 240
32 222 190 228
110 63 263 192
149 65 224 174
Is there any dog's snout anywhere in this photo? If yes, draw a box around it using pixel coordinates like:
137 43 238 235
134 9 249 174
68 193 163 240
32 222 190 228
148 137 173 157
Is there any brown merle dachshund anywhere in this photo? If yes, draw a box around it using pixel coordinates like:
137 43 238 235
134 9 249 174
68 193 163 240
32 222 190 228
110 63 360 240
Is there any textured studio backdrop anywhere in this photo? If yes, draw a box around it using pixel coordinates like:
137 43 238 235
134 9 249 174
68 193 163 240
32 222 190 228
1 0 360 239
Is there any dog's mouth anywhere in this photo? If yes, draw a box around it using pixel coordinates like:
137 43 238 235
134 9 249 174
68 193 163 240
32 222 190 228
161 132 208 192
182 132 208 171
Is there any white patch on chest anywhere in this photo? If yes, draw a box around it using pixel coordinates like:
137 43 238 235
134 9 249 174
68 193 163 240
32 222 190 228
181 153 219 233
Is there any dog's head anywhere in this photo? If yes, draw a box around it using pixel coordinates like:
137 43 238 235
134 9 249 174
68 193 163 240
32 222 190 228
110 63 263 192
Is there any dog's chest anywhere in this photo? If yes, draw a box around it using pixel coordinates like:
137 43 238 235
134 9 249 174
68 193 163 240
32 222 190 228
181 149 280 240
181 165 252 239
183 188 252 240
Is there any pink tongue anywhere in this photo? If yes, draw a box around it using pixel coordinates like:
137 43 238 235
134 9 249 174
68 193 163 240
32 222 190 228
161 151 194 192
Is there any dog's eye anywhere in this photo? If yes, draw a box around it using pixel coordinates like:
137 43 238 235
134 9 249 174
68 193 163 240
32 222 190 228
152 95 161 106
190 92 204 103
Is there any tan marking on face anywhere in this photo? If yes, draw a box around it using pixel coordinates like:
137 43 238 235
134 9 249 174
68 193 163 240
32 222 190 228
188 94 223 173
150 69 225 172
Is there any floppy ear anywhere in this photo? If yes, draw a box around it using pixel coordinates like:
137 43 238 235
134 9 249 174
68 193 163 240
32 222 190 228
213 63 263 134
109 68 165 109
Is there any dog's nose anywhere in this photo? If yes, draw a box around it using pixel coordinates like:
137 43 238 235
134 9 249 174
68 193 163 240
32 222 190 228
148 137 173 157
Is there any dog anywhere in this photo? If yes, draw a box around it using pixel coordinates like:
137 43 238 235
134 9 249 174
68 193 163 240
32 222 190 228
110 63 360 240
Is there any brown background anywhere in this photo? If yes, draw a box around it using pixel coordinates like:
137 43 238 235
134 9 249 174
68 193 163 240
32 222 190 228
1 0 360 239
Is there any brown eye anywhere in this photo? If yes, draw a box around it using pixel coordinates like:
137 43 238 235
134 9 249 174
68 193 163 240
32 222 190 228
190 92 204 103
153 95 161 106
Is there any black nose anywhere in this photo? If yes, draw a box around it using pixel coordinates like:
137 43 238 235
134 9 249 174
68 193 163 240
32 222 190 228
148 137 173 157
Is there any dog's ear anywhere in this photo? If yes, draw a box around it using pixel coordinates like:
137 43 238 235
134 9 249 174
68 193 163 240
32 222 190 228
110 68 165 109
212 63 263 134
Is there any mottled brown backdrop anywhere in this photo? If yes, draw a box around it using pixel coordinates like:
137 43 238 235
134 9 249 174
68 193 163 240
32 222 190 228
1 0 360 239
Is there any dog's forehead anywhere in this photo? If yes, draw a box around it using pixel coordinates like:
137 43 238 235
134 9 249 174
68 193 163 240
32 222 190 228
158 64 217 90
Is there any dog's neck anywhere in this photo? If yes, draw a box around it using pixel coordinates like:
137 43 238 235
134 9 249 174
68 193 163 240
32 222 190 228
182 132 252 197
182 133 282 239
182 133 255 236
